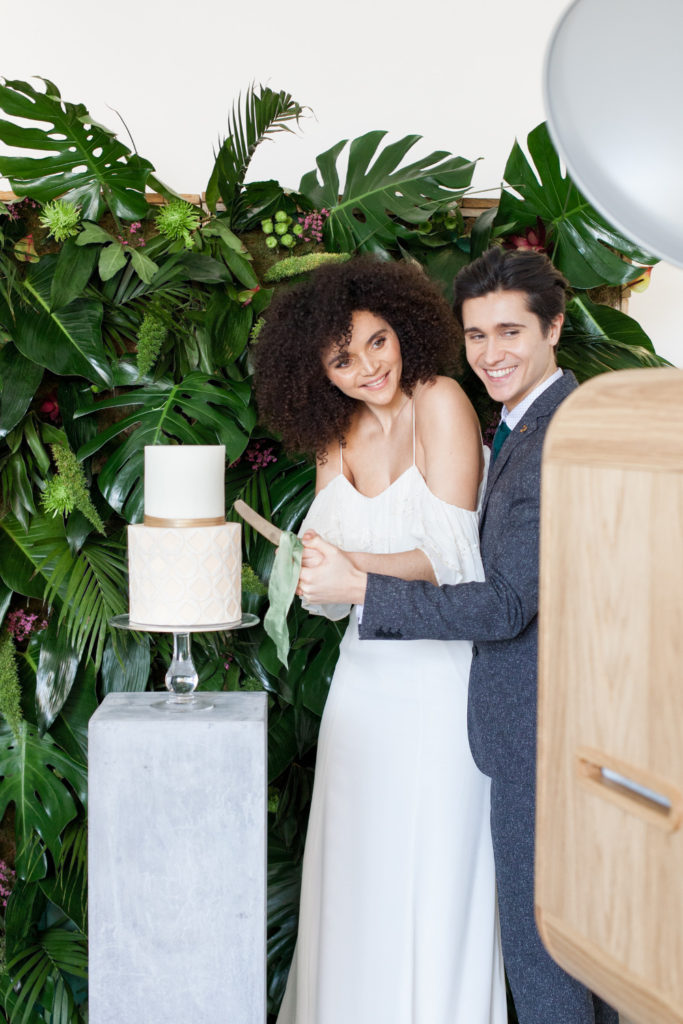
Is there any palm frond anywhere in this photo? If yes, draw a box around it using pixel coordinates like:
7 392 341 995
44 534 128 667
206 84 307 220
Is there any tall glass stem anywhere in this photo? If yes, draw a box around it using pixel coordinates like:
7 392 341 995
165 632 199 702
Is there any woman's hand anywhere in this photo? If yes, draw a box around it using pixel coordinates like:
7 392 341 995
297 531 368 606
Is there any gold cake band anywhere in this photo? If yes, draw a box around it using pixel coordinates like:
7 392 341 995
143 515 227 528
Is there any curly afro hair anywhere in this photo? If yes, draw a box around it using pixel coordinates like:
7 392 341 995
252 255 459 459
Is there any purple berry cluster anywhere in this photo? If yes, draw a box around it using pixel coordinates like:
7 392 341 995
298 208 329 243
0 859 15 910
116 221 146 248
6 609 48 642
4 198 39 221
245 442 278 471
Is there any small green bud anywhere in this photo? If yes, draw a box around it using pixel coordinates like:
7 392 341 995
265 235 279 249
261 219 274 234
274 222 288 236
444 214 459 231
280 233 295 247
274 210 288 223
292 223 303 236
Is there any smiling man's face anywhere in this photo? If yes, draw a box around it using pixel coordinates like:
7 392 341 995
463 289 563 411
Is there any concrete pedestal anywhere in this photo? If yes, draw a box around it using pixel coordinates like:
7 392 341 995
88 692 267 1024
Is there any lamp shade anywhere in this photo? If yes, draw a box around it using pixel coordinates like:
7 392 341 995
544 0 683 266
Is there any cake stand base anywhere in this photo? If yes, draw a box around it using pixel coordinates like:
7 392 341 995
110 614 259 712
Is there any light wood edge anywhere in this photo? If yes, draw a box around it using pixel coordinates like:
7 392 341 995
0 191 202 206
535 910 683 1024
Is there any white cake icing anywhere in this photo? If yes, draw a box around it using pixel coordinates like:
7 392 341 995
127 445 242 627
143 444 225 521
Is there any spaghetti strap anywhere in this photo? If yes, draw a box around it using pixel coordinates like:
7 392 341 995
411 395 416 467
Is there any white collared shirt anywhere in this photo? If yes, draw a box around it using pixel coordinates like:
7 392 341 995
501 368 563 431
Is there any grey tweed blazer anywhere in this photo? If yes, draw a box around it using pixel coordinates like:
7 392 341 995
359 371 579 783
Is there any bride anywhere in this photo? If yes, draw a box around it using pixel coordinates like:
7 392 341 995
254 255 506 1024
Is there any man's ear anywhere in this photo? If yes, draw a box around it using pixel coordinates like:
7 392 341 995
548 313 564 348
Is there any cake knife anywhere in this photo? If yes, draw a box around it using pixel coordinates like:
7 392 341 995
233 499 284 546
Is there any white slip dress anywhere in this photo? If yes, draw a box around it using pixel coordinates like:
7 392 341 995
276 401 506 1024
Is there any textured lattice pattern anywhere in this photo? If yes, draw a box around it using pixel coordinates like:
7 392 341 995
128 523 241 626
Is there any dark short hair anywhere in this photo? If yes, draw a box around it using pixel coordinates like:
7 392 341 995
253 255 459 459
452 246 568 334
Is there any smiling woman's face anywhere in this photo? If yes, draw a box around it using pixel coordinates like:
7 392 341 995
323 310 403 407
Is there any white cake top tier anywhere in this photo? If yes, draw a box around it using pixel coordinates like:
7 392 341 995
144 445 226 520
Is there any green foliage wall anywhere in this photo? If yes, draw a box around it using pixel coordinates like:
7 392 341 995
0 78 668 1023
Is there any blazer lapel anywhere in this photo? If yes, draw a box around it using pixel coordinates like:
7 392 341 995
479 371 578 521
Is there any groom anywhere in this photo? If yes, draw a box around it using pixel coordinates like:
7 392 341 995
298 247 618 1024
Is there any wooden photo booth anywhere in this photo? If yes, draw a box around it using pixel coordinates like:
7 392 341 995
537 367 683 1024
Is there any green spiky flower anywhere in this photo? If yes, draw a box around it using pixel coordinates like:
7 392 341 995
240 676 263 692
42 445 105 534
43 476 75 516
39 199 81 242
155 200 201 249
0 633 23 741
263 252 352 283
241 564 267 596
136 313 167 377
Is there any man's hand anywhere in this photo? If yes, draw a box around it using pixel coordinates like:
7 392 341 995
297 531 368 606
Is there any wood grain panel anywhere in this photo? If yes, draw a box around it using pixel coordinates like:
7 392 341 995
537 368 683 1024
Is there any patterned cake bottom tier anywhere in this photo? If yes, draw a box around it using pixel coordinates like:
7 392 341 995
127 523 241 627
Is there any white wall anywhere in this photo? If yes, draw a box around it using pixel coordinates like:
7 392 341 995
3 0 681 365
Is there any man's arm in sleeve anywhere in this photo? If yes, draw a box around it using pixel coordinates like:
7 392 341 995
360 489 540 644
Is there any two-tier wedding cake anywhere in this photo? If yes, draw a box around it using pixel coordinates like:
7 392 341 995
127 445 241 627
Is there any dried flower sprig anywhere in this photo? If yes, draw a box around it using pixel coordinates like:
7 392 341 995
6 609 48 642
0 858 16 910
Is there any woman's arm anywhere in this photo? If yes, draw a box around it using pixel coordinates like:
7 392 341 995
346 547 436 582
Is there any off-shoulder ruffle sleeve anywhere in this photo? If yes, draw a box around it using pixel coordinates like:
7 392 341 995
408 448 488 587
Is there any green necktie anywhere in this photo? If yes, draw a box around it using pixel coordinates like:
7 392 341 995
491 420 511 462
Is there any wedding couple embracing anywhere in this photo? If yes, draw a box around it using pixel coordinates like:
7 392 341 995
254 247 618 1024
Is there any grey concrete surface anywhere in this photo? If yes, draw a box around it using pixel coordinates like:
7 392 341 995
88 692 267 1023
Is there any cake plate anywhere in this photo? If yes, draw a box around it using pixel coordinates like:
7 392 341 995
110 614 259 712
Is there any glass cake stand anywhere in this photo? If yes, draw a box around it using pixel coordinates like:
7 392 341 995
110 613 259 712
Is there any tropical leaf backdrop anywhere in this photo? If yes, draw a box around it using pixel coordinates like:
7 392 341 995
0 77 669 1023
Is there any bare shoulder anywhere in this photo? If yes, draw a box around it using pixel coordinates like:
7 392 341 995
315 448 341 493
418 376 480 433
415 377 483 509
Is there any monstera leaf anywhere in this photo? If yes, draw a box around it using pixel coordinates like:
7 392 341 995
0 721 87 879
300 131 477 255
560 294 670 380
0 77 153 220
13 257 112 387
495 122 657 289
76 371 256 521
206 83 306 222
